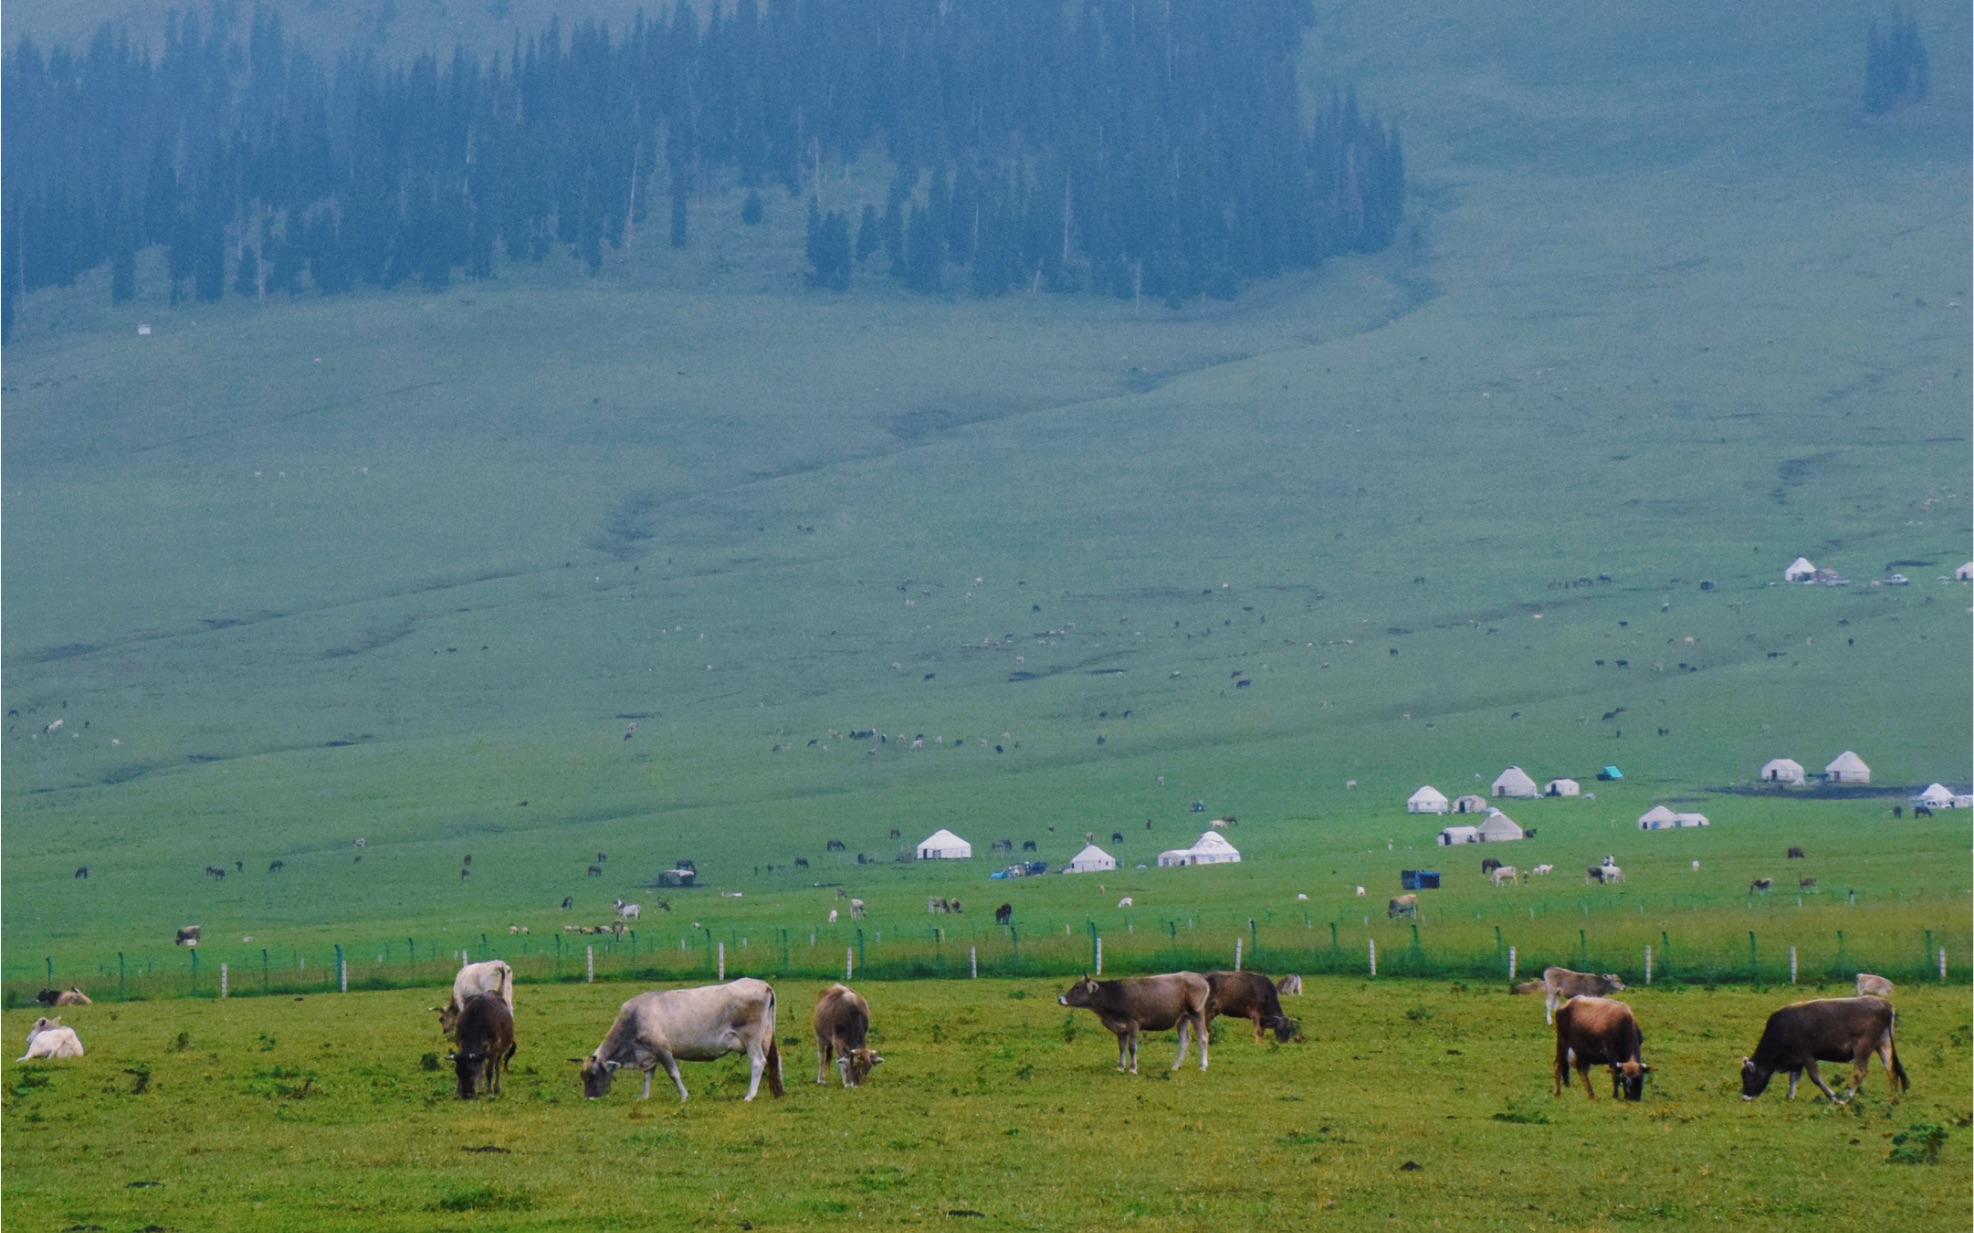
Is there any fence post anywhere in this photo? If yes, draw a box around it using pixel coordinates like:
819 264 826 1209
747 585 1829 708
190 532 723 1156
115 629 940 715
1095 935 1103 975
118 952 125 1003
1368 939 1377 977
586 945 594 983
846 947 854 981
1644 944 1652 985
221 963 229 999
1494 924 1503 960
1660 931 1671 981
1248 918 1258 963
1234 936 1243 971
1836 929 1845 968
337 944 347 993
1578 928 1588 966
1941 947 1949 982
263 948 270 992
45 956 53 983
856 928 865 971
970 945 978 979
1924 929 1933 966
1789 945 1797 984
1748 931 1757 979
191 947 200 995
1508 945 1516 981
717 942 725 981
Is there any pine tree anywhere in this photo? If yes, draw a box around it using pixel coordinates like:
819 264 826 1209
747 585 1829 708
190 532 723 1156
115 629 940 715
855 204 879 262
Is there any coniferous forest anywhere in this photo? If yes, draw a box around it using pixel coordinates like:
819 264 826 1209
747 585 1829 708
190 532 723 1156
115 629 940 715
1 1 1407 342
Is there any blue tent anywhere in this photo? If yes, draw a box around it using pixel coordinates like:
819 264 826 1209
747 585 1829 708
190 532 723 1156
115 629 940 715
1598 766 1624 781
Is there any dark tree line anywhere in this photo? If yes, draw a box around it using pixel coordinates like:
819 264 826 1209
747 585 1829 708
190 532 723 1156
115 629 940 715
3 1 1404 341
1863 11 1928 115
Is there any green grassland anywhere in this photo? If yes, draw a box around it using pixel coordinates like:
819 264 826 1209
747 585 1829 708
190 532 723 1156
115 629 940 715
5 978 1970 1231
1 0 1971 1220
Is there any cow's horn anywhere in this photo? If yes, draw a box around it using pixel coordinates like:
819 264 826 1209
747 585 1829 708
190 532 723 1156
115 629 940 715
566 1057 587 1064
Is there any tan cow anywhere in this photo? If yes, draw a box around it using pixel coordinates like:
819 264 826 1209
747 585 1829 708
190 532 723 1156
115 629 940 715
1058 973 1211 1073
1205 971 1300 1044
1855 973 1894 998
1553 996 1650 1100
1541 966 1625 1025
1387 893 1419 920
578 978 784 1102
1490 866 1519 887
814 983 882 1087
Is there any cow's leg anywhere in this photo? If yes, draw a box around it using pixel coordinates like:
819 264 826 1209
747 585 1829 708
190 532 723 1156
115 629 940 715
1544 992 1556 1026
1197 1011 1211 1071
1171 1020 1190 1071
1251 1013 1265 1045
1802 1061 1843 1103
743 1045 766 1101
1114 1030 1129 1073
1785 1069 1800 1099
654 1050 689 1102
1579 1062 1597 1100
816 1038 832 1085
1127 1026 1142 1074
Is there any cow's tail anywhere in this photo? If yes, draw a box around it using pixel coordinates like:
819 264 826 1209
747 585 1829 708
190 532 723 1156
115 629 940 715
765 987 786 1097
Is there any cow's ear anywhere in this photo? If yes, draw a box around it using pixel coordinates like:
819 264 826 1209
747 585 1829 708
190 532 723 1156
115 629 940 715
1740 1057 1754 1071
603 1059 622 1073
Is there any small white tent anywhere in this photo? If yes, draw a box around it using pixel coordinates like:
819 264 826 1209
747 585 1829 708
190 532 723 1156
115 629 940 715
1957 563 1973 582
1437 825 1481 845
1785 556 1817 582
1543 778 1580 797
1477 809 1525 841
1824 751 1870 784
1064 843 1117 873
1637 805 1679 830
916 828 973 860
1671 812 1710 829
1407 785 1450 814
1492 766 1539 798
1453 794 1488 814
1760 758 1805 785
1158 832 1241 867
1911 783 1954 809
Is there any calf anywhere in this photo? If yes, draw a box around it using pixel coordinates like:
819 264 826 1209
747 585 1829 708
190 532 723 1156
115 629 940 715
577 978 784 1102
1542 966 1625 1025
19 1017 84 1060
1387 894 1418 919
813 983 882 1087
1553 996 1649 1100
1741 996 1907 1102
450 993 516 1099
1855 973 1894 999
1058 973 1211 1073
1205 971 1300 1043
994 903 1013 926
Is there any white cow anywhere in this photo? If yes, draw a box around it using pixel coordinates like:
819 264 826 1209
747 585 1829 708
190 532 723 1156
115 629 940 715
1531 864 1554 876
614 898 642 922
849 899 866 920
1117 896 1134 908
1490 866 1519 886
827 909 839 924
577 978 783 1102
20 1017 84 1060
1855 973 1895 998
436 959 514 1036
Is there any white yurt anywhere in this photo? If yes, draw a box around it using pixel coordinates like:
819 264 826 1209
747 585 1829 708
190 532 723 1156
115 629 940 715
1477 809 1525 841
1064 843 1117 873
1911 783 1954 809
1957 563 1973 581
1824 751 1870 784
1637 805 1679 830
1453 794 1488 814
1785 556 1817 582
1157 832 1241 867
1671 812 1710 828
1436 825 1481 846
1543 778 1581 797
1760 758 1806 785
1492 766 1539 798
916 828 973 860
1407 785 1450 814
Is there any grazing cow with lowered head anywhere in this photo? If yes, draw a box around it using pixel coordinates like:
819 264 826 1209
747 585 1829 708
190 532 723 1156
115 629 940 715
1749 877 1773 895
435 959 514 1036
1059 973 1211 1073
450 993 516 1099
35 988 92 1007
1542 966 1625 1025
74 866 89 879
995 903 1013 925
814 984 882 1087
576 978 784 1102
1481 857 1504 874
1787 846 1805 859
1490 865 1519 887
1741 996 1907 1102
1587 865 1624 885
1387 894 1418 920
1276 974 1303 997
1553 996 1650 1100
20 1018 85 1060
174 926 201 947
1855 973 1894 998
1205 971 1301 1043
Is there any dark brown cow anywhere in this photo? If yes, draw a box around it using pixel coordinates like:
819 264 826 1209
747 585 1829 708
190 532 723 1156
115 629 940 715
1553 996 1649 1100
1058 973 1211 1073
1741 996 1907 1103
1481 857 1504 874
1205 971 1300 1043
1749 877 1773 895
449 993 516 1099
1786 846 1805 860
813 983 882 1087
994 903 1013 925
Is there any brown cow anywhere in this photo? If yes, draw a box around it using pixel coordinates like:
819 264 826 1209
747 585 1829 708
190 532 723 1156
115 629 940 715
1058 973 1211 1073
1541 966 1625 1025
1553 996 1649 1100
1387 894 1418 920
1741 996 1907 1103
1786 846 1805 860
1205 971 1300 1043
449 993 516 1099
813 984 882 1087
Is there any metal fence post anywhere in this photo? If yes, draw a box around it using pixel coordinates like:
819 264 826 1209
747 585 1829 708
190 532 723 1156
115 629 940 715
970 945 978 979
1644 944 1652 985
586 945 594 983
717 942 725 981
1095 935 1103 975
221 963 229 999
1234 936 1243 971
337 944 347 993
1368 939 1377 977
1789 945 1797 984
118 952 125 1003
1508 945 1517 981
846 946 854 981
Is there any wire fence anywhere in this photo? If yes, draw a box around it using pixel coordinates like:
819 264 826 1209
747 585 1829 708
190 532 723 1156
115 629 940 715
6 915 1963 1007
